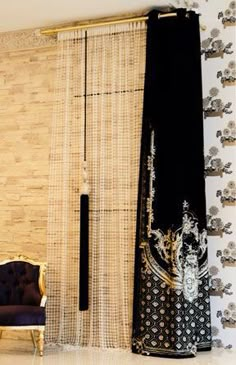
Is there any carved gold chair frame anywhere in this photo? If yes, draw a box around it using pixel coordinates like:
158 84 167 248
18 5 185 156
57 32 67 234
0 254 47 356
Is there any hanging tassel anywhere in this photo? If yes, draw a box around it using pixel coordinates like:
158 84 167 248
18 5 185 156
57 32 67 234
79 161 89 310
79 31 89 311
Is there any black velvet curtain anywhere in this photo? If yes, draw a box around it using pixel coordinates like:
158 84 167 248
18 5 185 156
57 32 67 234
132 9 212 358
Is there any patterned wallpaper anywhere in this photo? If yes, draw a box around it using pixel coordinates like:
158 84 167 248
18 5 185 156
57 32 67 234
176 0 236 349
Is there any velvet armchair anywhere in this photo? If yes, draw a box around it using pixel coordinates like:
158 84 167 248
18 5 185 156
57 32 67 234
0 255 47 356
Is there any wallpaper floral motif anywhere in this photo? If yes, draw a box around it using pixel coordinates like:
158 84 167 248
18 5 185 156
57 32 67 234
175 0 236 349
201 28 233 60
216 120 236 146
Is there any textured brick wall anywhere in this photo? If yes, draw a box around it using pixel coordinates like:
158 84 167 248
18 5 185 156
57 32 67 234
0 37 56 342
0 45 56 263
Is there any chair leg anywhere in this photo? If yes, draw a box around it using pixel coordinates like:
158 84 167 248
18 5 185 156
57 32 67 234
38 329 44 356
30 330 37 348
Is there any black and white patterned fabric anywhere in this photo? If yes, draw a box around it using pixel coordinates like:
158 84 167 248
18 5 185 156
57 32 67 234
132 9 212 358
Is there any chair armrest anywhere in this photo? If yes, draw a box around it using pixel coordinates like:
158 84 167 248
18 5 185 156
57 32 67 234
40 295 47 307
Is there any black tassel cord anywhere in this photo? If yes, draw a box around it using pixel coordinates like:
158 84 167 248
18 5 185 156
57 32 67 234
79 31 89 311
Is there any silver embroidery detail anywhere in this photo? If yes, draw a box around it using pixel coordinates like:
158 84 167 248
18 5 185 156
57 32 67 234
183 252 199 302
144 131 208 302
147 130 156 238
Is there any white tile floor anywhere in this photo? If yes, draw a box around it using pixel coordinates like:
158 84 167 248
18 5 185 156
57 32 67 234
0 340 236 365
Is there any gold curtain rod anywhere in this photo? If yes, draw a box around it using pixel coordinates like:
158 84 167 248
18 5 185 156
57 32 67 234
40 11 206 36
40 12 178 35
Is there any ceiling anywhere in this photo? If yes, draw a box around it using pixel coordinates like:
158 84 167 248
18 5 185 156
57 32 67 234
0 0 173 33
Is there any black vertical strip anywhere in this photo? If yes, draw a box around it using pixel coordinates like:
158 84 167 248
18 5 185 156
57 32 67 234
79 30 89 311
84 30 87 162
79 194 89 310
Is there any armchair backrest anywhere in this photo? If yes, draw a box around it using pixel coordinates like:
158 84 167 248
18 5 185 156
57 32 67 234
0 255 46 306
